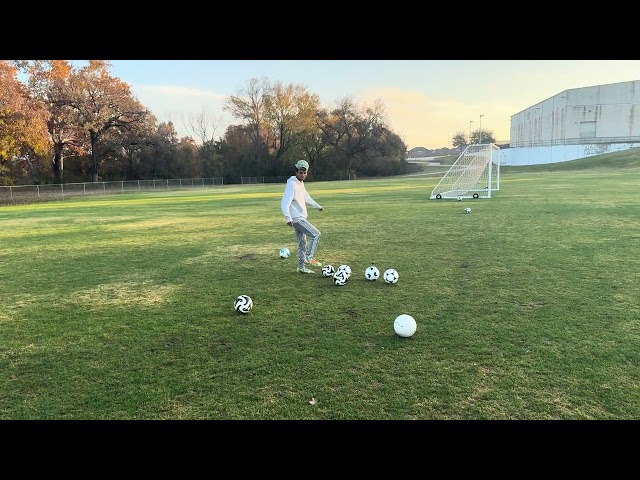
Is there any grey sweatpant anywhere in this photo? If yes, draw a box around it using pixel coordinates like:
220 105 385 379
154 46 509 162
293 218 321 269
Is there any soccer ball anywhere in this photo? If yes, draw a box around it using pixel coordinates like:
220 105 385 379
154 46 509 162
457 196 462 201
322 264 335 277
364 266 380 281
279 247 291 258
234 294 253 314
394 314 417 337
336 264 351 279
383 268 399 284
333 270 348 286
464 207 471 214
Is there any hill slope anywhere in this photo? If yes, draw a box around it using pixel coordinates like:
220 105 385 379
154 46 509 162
501 147 640 173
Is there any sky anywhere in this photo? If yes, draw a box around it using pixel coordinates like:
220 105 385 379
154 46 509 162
102 60 640 150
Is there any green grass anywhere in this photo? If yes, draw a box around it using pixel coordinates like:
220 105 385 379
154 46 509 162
1 152 639 419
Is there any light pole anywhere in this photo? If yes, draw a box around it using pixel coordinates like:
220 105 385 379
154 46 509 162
479 114 484 144
469 120 473 144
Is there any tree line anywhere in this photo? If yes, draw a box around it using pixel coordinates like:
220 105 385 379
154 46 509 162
0 61 420 186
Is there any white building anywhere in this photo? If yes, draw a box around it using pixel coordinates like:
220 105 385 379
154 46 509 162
501 80 640 166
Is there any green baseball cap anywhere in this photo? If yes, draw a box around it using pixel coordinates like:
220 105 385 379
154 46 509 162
295 160 309 170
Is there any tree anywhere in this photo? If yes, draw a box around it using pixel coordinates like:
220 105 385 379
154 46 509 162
183 107 223 178
109 117 159 180
175 136 202 179
471 129 496 145
18 60 86 184
262 80 321 174
358 127 409 177
317 96 388 177
68 61 150 182
452 131 468 152
0 61 50 185
223 77 270 175
219 124 255 184
145 121 181 179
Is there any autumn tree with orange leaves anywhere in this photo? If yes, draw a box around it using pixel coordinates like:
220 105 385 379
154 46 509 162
66 61 151 182
18 60 87 184
2 63 413 188
0 61 50 185
263 80 321 174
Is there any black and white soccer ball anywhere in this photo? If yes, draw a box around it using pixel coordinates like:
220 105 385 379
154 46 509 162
336 264 351 279
333 270 348 286
383 268 399 284
364 266 380 281
322 264 335 277
464 207 471 214
234 294 253 314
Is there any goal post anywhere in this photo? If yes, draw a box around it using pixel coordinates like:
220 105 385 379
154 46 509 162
430 143 500 199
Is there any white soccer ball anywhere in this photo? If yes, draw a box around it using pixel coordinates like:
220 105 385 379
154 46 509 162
383 268 399 284
333 270 348 286
394 314 417 337
279 247 291 258
322 264 335 277
364 266 380 281
234 294 253 314
464 207 471 214
336 264 351 279
457 196 462 201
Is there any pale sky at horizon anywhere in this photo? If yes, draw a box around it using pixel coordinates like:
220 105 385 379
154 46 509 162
104 60 640 150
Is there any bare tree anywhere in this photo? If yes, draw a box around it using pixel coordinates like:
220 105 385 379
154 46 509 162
183 107 222 145
224 77 270 174
182 107 224 177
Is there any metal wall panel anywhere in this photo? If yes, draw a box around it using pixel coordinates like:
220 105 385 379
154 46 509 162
510 80 640 151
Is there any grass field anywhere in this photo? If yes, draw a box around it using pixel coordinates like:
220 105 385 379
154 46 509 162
1 150 639 419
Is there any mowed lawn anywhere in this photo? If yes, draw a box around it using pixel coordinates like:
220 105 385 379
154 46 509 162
0 155 639 419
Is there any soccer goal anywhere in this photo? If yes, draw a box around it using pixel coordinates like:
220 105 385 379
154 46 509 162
430 143 500 200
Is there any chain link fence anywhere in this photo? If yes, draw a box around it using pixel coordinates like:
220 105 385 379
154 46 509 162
0 178 224 205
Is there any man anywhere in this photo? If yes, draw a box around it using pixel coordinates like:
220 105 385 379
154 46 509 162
281 160 325 274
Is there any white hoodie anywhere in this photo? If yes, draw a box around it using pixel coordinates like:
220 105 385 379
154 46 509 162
281 176 322 223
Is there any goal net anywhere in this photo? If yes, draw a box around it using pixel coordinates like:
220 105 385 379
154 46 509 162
430 143 500 199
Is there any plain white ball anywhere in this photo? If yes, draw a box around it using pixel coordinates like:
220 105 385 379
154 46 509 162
394 314 417 337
